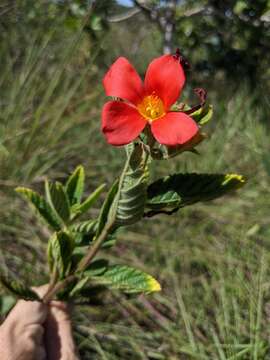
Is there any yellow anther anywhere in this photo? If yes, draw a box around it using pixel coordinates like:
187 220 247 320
137 94 165 122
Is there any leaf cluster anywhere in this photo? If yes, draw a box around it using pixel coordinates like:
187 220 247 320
0 140 246 303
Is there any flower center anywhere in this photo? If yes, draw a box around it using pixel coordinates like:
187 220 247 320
137 94 165 122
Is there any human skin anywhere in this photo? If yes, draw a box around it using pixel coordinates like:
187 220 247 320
0 288 80 360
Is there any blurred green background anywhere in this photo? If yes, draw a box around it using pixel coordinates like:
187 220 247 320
0 0 270 358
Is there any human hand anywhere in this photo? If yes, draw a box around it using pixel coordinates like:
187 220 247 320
0 286 80 360
45 300 80 360
0 298 47 360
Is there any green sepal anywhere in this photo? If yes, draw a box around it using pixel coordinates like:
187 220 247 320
45 181 70 223
146 173 246 216
71 183 106 218
16 187 62 231
0 273 40 301
65 165 85 206
47 231 75 278
191 104 213 125
171 102 213 126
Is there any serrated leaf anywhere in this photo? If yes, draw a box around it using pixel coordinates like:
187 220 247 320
111 143 149 226
16 187 62 231
45 181 70 223
47 231 75 278
70 219 116 248
71 219 98 245
68 260 108 298
72 219 98 234
65 165 85 206
96 180 119 236
68 284 107 302
0 274 40 301
72 183 106 217
146 173 246 216
84 259 108 276
91 265 161 294
68 277 89 298
70 252 109 280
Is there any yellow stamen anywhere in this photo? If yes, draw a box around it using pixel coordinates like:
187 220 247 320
137 93 165 122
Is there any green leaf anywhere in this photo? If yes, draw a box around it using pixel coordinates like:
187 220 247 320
16 187 62 231
84 259 109 276
68 277 89 298
146 173 246 216
47 231 75 278
72 183 106 217
70 219 116 248
90 15 103 31
191 105 213 125
65 165 85 206
170 103 213 126
91 265 161 294
0 274 40 301
71 219 98 245
96 180 119 236
111 143 149 226
45 181 70 223
72 219 98 234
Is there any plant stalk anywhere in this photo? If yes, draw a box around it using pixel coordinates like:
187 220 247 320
77 219 115 272
43 275 77 304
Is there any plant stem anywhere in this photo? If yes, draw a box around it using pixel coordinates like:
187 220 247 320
42 265 58 303
43 275 77 304
42 220 115 303
77 219 115 272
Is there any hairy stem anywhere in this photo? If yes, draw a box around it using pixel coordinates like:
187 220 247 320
43 275 77 304
77 219 115 272
42 265 58 303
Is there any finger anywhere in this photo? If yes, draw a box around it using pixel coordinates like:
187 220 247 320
32 284 49 298
26 324 44 344
49 300 72 323
7 300 48 326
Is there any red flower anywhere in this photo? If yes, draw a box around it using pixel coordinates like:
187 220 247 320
102 54 199 146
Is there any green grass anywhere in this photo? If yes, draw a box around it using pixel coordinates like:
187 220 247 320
1 18 270 360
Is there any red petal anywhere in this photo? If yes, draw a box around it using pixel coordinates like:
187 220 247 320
151 112 198 146
102 101 147 146
103 57 144 105
144 55 185 110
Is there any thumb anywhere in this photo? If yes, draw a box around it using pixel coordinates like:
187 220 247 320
4 285 49 327
6 299 48 326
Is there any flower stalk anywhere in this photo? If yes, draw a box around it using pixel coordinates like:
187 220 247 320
2 51 246 314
